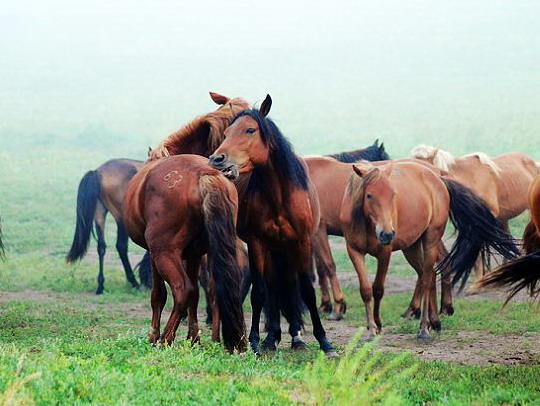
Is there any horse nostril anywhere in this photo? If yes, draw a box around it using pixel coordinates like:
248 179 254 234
210 153 226 167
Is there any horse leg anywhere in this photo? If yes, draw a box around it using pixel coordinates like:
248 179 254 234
373 248 391 332
312 227 347 320
94 203 107 294
401 241 424 319
149 258 167 344
247 240 266 355
261 275 282 352
296 240 337 356
347 243 377 339
417 240 440 342
155 251 194 345
185 256 201 344
438 241 455 315
116 221 140 289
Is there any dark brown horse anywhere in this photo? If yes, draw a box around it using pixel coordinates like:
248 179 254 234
341 161 519 340
67 92 250 294
66 158 144 294
325 139 389 163
476 175 540 303
124 155 246 352
209 95 337 356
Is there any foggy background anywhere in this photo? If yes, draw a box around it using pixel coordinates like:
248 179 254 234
1 0 539 157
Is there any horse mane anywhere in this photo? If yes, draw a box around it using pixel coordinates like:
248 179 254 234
147 98 250 162
410 144 456 172
327 139 390 163
462 152 502 176
234 109 309 190
347 167 384 229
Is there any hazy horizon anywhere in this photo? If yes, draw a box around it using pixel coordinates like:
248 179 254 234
2 0 540 156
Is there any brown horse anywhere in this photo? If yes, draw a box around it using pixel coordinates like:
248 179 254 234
209 95 337 356
410 145 539 232
67 92 250 294
476 175 540 303
341 161 519 340
124 154 246 352
66 158 144 294
305 144 390 320
306 156 457 320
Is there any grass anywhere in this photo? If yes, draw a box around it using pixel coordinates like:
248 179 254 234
0 101 539 404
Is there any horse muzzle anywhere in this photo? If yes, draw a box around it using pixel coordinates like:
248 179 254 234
377 229 395 245
209 154 239 180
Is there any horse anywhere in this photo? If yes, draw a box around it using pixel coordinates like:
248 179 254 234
66 158 145 294
209 95 337 357
67 91 250 294
0 216 5 260
476 175 540 304
341 161 519 340
306 145 390 320
325 139 389 163
123 154 247 352
410 145 539 233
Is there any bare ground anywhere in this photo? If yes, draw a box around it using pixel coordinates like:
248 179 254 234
1 284 539 366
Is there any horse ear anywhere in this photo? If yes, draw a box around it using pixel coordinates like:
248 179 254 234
147 146 152 156
352 163 371 177
260 94 272 117
209 92 230 105
379 142 385 152
374 139 379 146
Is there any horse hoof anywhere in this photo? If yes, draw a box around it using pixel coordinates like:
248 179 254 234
261 338 278 352
318 303 332 315
325 350 339 358
440 305 455 316
431 320 442 332
328 311 343 321
401 308 420 320
362 331 377 342
95 289 104 295
417 331 432 343
291 339 308 351
250 340 260 355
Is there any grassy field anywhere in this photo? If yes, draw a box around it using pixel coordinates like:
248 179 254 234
0 130 539 405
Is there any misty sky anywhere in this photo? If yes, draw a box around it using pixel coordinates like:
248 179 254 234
1 0 539 155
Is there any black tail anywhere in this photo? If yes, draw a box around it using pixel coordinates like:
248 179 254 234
523 220 540 255
135 251 152 288
437 178 520 291
0 216 5 260
200 175 246 353
66 170 101 263
476 251 540 305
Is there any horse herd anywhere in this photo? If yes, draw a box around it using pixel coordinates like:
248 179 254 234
5 91 537 357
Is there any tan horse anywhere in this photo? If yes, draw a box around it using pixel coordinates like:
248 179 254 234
477 175 540 303
341 161 519 340
306 156 456 319
124 155 246 352
410 145 539 233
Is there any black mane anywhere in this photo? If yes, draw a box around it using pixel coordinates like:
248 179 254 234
327 139 390 163
233 109 309 190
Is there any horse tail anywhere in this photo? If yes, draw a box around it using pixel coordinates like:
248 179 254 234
475 251 540 305
135 251 152 288
0 216 5 260
66 170 101 263
436 178 520 291
522 220 540 255
200 175 246 353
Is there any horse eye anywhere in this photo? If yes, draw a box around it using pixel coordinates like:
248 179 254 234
246 128 256 135
366 193 373 199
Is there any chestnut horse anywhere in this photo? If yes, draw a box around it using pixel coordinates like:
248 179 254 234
209 95 337 356
306 156 458 320
67 92 250 294
124 155 246 352
477 175 540 303
341 161 519 340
